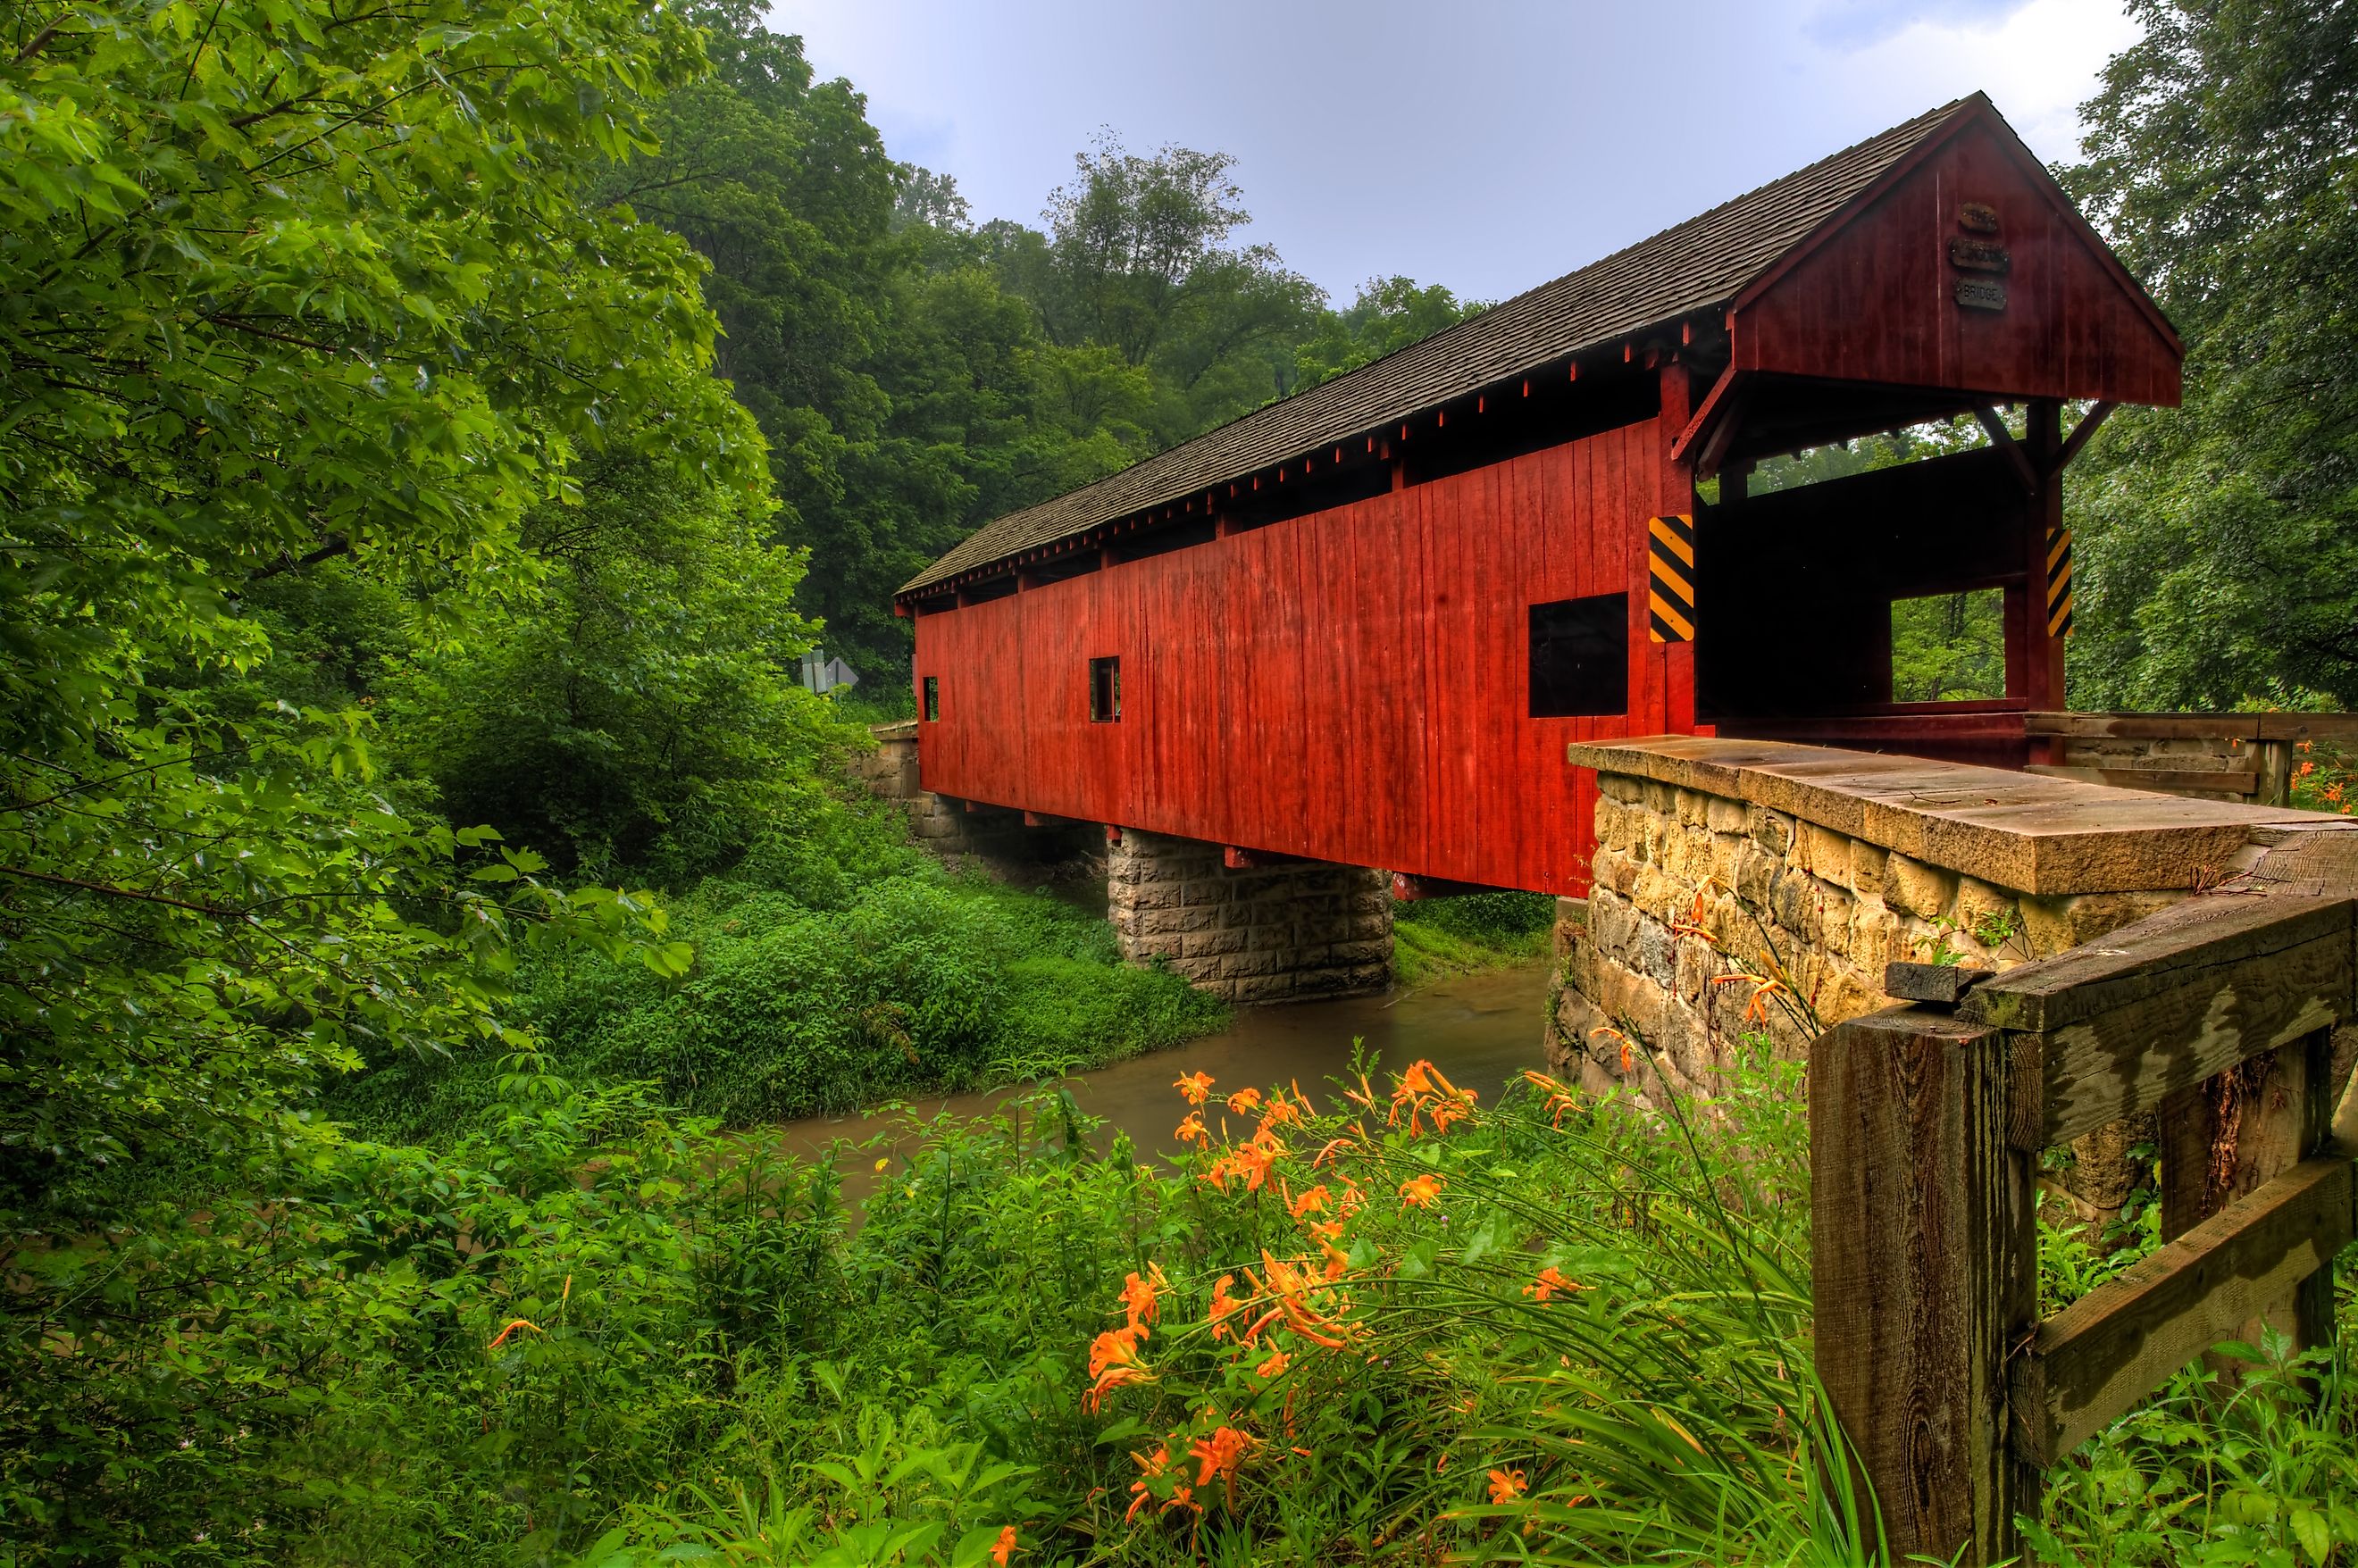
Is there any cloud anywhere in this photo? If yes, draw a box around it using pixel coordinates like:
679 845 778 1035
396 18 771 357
1821 0 2140 162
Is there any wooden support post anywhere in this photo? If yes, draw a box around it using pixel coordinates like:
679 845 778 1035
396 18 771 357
2024 400 2068 755
2255 739 2294 807
1655 363 1697 736
2156 1027 2340 1372
1812 1008 2036 1565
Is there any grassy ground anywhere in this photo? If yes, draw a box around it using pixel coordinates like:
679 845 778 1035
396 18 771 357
1390 890 1558 989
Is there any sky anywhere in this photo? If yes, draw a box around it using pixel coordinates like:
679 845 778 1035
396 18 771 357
773 0 2139 308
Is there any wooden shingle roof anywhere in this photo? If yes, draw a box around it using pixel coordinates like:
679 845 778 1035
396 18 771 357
899 94 1984 599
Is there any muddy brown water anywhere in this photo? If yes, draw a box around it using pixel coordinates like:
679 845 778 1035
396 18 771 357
769 960 1553 1175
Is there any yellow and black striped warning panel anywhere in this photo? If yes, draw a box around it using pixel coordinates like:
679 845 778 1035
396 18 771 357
2044 525 2074 637
1647 513 1695 644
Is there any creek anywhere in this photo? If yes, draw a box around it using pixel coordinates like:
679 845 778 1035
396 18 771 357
771 959 1554 1169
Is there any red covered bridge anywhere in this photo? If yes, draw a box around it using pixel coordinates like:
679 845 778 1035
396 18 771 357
893 95 2182 911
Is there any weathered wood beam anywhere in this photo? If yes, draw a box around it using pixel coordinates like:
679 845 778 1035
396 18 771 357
1666 364 1742 465
1390 872 1520 901
1971 405 2040 494
2022 711 2263 742
1812 1008 2036 1564
1884 961 1994 1005
1023 810 1077 828
1961 895 2356 1147
2257 713 2358 744
2012 1153 2353 1465
2024 763 2261 796
1224 846 1308 871
2049 401 2117 474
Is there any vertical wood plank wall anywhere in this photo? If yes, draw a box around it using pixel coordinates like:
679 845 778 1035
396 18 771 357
914 421 1661 897
1734 121 2179 407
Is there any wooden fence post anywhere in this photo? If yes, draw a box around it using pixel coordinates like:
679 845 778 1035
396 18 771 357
2156 1028 2340 1367
1812 1007 2038 1564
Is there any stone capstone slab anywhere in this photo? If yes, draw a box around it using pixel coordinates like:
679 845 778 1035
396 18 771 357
1565 736 2355 896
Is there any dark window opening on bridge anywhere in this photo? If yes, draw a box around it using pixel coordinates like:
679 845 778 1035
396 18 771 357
1090 656 1122 722
923 676 940 721
1528 594 1628 718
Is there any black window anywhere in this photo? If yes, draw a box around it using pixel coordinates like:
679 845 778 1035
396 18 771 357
1089 656 1121 722
1528 594 1628 717
923 675 940 721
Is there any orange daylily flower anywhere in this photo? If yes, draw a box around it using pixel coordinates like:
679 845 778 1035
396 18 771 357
1208 1272 1246 1341
1206 1130 1283 1193
1126 1442 1200 1522
1713 971 1788 1024
1087 1327 1154 1411
1175 1111 1209 1147
1487 1466 1528 1502
1256 1347 1291 1379
1288 1183 1331 1220
1522 1265 1588 1303
1175 1071 1215 1105
1189 1425 1253 1496
1389 1058 1477 1136
487 1318 542 1350
1226 1087 1264 1113
1311 1132 1357 1168
1589 1024 1635 1074
989 1525 1017 1564
1119 1264 1167 1336
1242 1249 1350 1347
1399 1173 1443 1209
1522 1068 1582 1127
1258 1095 1303 1132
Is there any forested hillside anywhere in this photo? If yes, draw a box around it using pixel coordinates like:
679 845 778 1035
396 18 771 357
2 0 2353 1561
598 2 1482 680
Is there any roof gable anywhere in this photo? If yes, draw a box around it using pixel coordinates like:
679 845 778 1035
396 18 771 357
1731 101 2180 405
900 94 2099 600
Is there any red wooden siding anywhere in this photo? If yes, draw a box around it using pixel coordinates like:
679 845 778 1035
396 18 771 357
1734 121 2180 407
913 421 1665 896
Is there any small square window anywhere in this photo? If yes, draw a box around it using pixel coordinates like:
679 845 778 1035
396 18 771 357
923 675 940 721
1089 656 1121 722
1528 594 1628 718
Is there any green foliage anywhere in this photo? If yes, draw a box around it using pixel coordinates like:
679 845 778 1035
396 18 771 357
1392 891 1557 988
2062 0 2358 707
334 799 1227 1140
1295 276 1487 390
606 10 1475 681
2029 1314 2358 1566
0 0 759 1551
1891 588 2007 703
389 456 831 884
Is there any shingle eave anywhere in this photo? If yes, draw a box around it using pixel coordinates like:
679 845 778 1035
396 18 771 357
897 93 1981 601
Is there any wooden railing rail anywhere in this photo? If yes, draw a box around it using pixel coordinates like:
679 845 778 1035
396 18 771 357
1811 893 2356 1564
2023 711 2358 805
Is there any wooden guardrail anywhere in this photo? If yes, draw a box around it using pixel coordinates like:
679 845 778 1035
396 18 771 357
2024 711 2358 805
1811 893 2356 1564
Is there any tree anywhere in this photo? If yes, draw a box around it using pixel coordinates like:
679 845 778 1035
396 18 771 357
1295 276 1486 389
2061 0 2358 707
391 458 825 886
1023 134 1323 446
0 0 739 1545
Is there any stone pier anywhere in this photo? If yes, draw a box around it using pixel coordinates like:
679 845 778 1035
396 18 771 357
852 720 1094 879
1108 830 1392 1003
